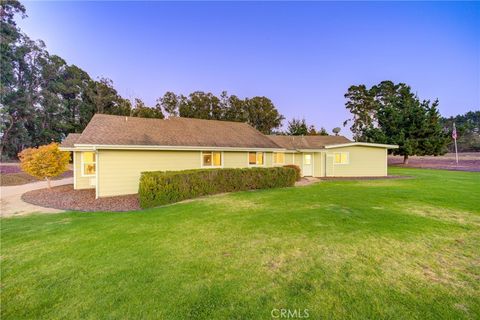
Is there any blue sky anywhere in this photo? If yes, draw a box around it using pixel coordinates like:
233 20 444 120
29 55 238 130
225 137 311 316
18 1 479 134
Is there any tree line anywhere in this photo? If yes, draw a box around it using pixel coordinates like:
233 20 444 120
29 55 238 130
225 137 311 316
441 111 480 152
2 1 476 162
1 1 336 160
1 1 134 159
343 80 478 162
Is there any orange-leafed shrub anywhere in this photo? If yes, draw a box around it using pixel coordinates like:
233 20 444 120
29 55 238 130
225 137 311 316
18 143 70 188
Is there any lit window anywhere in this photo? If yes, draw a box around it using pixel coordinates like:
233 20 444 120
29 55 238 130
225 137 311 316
249 152 257 165
82 152 96 176
304 154 312 165
273 152 285 164
257 152 264 165
202 152 222 167
249 152 264 165
213 152 221 166
334 152 349 164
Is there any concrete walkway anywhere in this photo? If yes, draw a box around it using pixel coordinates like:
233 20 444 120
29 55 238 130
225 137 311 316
1 178 73 218
295 177 321 187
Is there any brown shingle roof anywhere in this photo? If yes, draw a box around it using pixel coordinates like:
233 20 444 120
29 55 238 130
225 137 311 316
267 135 351 150
73 114 281 149
60 133 81 148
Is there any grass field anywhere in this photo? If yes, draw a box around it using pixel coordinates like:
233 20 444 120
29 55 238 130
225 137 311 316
1 168 479 319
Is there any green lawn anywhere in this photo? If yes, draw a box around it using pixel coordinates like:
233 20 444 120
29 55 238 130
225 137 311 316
2 168 479 319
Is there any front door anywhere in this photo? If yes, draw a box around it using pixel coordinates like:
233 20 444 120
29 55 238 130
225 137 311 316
303 153 313 176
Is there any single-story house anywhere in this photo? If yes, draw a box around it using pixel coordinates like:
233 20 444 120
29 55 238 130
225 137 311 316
60 114 397 198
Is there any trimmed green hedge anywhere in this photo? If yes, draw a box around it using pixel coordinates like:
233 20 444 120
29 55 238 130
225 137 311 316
283 164 301 181
139 167 297 208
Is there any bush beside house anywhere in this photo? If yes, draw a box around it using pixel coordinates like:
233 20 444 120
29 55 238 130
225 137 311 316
18 143 70 188
139 167 297 208
283 164 301 181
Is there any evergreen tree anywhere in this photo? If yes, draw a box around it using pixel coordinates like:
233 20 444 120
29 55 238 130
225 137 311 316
287 118 309 135
344 81 448 163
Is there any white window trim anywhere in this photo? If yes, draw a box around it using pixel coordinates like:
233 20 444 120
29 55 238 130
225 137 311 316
333 152 349 165
81 152 96 177
200 151 224 168
273 152 285 165
248 152 265 167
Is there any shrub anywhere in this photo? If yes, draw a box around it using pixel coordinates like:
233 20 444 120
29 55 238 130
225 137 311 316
18 143 70 188
283 164 301 181
139 167 297 208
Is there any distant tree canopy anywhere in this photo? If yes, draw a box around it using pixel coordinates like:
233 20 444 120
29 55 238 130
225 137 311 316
286 118 308 136
344 81 449 163
441 111 480 152
0 1 287 159
0 0 164 159
158 91 284 134
285 118 329 136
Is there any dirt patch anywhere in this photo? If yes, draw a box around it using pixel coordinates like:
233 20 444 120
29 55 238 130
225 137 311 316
320 175 410 181
295 177 321 187
389 152 480 172
0 170 73 186
22 184 140 212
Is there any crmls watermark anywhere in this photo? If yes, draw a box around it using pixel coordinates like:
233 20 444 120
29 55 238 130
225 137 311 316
271 308 309 318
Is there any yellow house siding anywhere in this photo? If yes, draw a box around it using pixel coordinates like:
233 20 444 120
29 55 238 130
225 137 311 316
294 153 302 167
265 152 273 166
313 152 322 177
326 146 387 177
96 150 282 197
74 151 95 190
97 150 201 197
223 152 248 168
88 146 388 197
284 153 295 165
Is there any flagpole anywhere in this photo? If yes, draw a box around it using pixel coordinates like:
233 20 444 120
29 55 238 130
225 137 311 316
453 123 458 165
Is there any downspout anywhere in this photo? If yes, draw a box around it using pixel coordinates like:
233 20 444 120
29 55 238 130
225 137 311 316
95 147 99 199
73 151 76 189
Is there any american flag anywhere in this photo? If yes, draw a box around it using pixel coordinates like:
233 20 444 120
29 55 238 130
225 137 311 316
452 123 457 140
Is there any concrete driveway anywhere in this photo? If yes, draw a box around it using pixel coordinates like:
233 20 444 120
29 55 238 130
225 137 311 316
1 177 73 217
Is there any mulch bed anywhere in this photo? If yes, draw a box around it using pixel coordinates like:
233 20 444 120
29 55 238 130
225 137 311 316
22 184 140 212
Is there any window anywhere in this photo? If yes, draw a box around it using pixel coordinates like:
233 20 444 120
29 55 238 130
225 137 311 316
273 152 285 164
249 152 264 165
81 152 96 176
202 151 222 167
334 152 349 164
304 154 312 165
